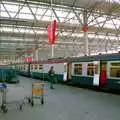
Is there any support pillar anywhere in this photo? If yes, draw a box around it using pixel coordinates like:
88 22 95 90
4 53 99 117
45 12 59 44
83 9 88 56
35 48 39 61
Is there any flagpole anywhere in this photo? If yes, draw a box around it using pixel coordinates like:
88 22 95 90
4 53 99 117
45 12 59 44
51 0 54 58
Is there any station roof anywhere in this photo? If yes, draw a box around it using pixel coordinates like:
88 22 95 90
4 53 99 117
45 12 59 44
0 0 120 62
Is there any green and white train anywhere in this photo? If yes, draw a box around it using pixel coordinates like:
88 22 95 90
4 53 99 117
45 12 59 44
13 53 120 91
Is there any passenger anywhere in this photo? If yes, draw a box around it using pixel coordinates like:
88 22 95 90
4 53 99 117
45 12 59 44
48 66 55 89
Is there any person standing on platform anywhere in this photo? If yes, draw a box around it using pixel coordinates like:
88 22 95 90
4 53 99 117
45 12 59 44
48 66 55 89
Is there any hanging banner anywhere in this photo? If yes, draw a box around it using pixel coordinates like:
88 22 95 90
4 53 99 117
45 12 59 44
24 57 33 63
47 20 57 45
93 61 100 86
48 24 52 44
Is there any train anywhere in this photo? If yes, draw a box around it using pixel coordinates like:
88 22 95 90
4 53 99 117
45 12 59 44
11 53 120 92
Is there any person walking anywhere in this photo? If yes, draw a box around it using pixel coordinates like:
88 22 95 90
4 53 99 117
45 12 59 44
48 66 55 89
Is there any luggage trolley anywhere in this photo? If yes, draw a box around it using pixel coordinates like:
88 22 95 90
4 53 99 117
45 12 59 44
28 81 48 106
0 83 8 113
0 83 28 114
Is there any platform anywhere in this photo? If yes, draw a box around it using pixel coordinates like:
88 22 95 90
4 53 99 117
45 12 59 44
0 76 120 120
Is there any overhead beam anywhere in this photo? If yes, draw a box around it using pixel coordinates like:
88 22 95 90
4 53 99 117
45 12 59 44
72 8 83 25
0 39 84 45
3 0 120 15
0 17 119 34
52 8 61 22
0 32 84 41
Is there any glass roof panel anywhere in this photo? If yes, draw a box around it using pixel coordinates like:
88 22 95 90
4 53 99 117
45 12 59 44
106 0 120 3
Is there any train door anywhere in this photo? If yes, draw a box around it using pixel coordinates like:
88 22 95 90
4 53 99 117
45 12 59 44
63 63 67 81
100 61 108 85
67 62 72 80
93 61 100 86
63 62 72 81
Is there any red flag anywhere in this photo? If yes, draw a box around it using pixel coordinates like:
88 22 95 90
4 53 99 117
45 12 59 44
47 20 57 44
47 24 52 44
52 20 57 44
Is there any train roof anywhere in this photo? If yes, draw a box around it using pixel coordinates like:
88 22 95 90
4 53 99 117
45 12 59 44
36 53 120 63
70 53 120 62
12 53 120 65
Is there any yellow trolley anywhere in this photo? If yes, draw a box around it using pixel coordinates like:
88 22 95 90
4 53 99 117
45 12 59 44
28 81 48 106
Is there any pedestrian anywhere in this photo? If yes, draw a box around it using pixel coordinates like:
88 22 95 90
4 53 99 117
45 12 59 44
48 66 55 89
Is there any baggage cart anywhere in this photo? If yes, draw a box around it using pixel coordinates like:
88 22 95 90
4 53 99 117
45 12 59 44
0 83 28 113
28 81 48 106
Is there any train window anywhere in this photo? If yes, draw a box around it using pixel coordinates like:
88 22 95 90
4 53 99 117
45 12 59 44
74 64 82 75
35 65 37 70
87 63 94 76
24 65 25 70
110 62 120 78
21 66 23 70
94 63 99 74
31 65 33 70
39 65 43 70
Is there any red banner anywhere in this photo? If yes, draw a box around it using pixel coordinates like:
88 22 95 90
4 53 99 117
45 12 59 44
52 20 57 44
47 20 57 44
25 57 33 62
47 24 52 44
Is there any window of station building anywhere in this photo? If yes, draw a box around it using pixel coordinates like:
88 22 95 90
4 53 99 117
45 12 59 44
110 62 120 78
87 63 94 76
74 64 82 75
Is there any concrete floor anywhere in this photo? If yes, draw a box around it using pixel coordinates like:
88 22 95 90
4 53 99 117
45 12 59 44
0 76 120 120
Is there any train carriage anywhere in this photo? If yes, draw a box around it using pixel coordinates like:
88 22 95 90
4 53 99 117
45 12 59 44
71 53 120 90
14 53 120 91
15 59 71 83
